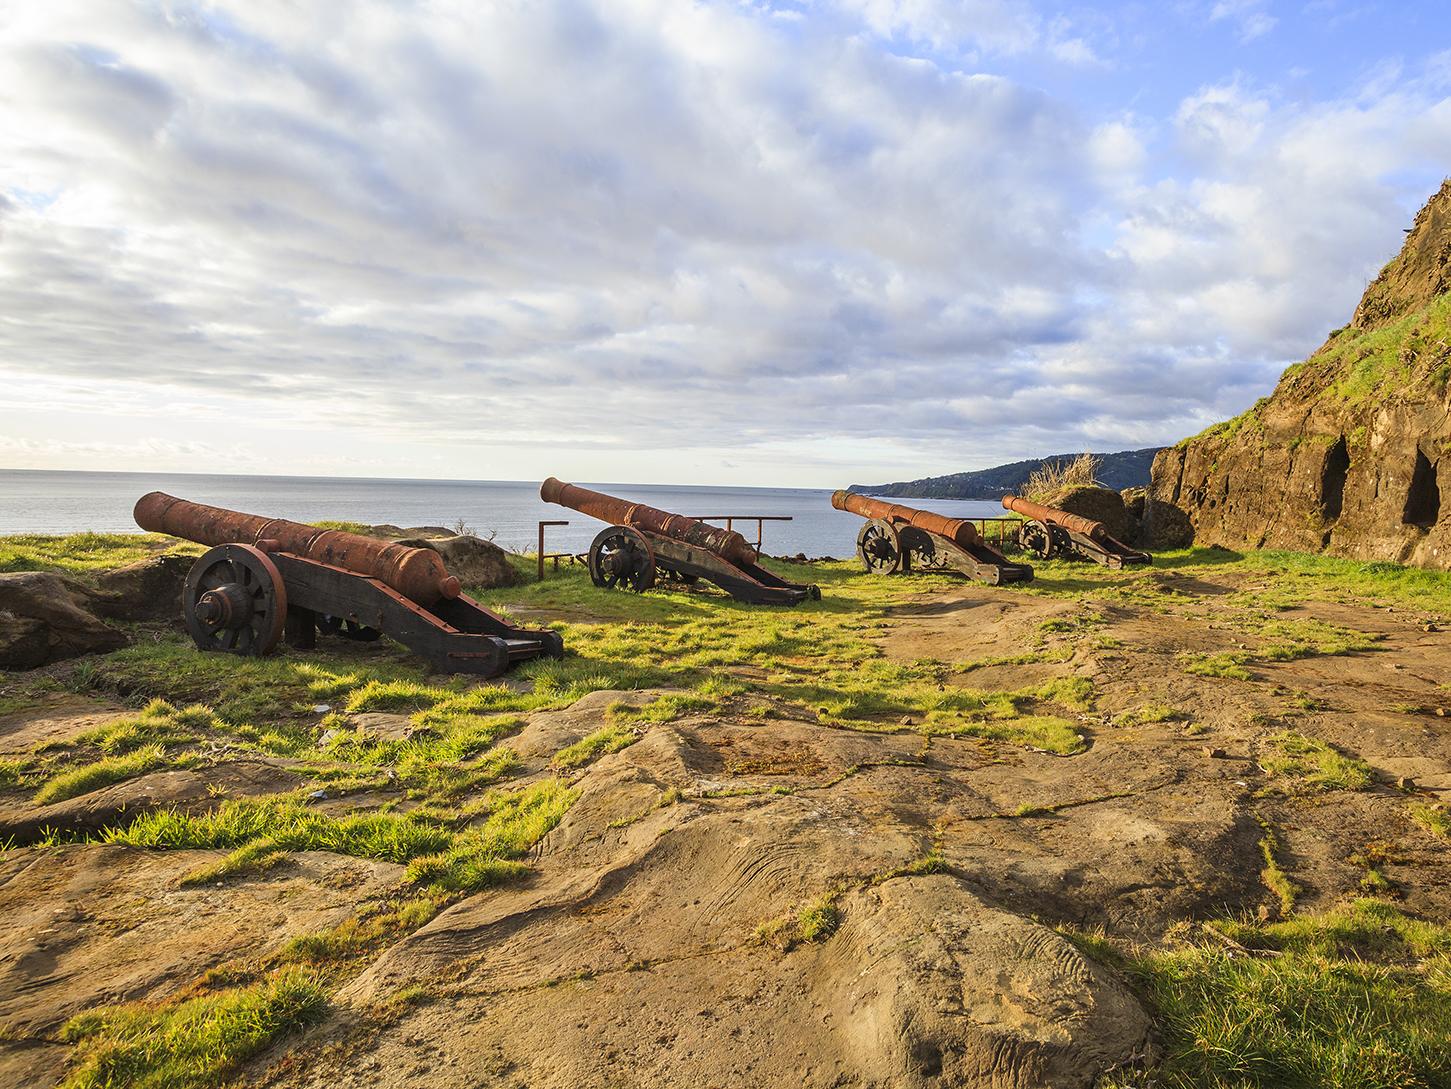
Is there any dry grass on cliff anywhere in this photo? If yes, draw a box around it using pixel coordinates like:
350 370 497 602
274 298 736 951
1023 452 1101 499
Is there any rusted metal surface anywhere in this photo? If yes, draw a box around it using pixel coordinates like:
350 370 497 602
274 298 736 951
541 478 758 567
135 492 461 605
830 491 984 550
689 515 793 554
1001 495 1107 542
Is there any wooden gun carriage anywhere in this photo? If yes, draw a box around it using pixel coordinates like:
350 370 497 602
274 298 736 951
831 492 1033 585
540 478 820 605
134 493 563 676
1001 495 1151 568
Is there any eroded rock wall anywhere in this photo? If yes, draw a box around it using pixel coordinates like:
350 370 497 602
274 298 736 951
1153 180 1451 567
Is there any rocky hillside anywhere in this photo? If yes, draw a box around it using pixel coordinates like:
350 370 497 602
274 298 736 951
851 448 1161 500
1151 180 1451 566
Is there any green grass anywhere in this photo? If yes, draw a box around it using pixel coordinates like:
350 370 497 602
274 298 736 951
279 895 443 965
33 745 172 805
104 781 576 894
404 779 577 891
105 795 455 863
553 723 642 769
1113 704 1183 727
1086 900 1451 1089
0 532 198 577
1257 821 1299 917
58 967 327 1089
1410 803 1450 839
1260 731 1374 792
797 893 841 942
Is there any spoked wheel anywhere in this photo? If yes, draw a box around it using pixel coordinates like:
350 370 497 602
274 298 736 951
857 519 903 574
1019 520 1055 559
318 615 383 642
184 544 287 656
900 527 937 573
588 526 657 592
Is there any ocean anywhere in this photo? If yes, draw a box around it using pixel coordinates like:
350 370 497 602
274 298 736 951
0 469 1010 559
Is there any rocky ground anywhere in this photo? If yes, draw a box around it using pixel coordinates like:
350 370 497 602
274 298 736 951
1 546 1449 1088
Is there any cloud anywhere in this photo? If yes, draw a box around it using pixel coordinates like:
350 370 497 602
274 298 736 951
1208 0 1278 42
0 1 1447 485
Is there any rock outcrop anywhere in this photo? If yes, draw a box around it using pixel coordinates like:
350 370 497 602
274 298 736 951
93 554 193 622
1153 180 1451 566
0 573 128 670
394 534 523 589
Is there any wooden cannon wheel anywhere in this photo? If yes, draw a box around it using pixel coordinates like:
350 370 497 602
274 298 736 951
588 525 657 593
183 543 287 656
1019 519 1051 558
856 519 903 574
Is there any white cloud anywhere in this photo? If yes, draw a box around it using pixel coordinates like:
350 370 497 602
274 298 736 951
0 1 1447 485
1209 0 1278 42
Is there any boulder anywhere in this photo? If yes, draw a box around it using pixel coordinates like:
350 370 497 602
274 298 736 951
0 573 127 670
1037 485 1139 545
94 554 194 622
0 616 49 671
1141 496 1195 550
394 535 522 589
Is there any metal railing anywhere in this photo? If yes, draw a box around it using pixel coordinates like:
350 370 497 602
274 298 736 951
688 515 793 554
970 516 1022 548
536 520 574 581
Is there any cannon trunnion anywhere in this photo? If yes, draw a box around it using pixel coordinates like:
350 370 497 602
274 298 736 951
137 492 563 676
1001 495 1151 569
542 478 820 606
832 491 1033 585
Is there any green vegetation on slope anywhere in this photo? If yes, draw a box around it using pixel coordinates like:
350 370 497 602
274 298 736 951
0 532 199 577
1085 900 1451 1089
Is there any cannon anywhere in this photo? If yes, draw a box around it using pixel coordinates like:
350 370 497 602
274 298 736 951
1001 495 1151 568
540 478 819 605
831 492 1033 585
134 493 563 675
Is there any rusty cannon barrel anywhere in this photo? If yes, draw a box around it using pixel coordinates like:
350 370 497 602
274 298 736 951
541 477 758 568
134 492 461 604
1001 495 1107 542
831 490 983 550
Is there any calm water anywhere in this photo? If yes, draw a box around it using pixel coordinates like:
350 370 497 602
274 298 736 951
0 469 1008 559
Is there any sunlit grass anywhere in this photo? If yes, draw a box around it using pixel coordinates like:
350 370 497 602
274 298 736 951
1082 900 1451 1089
0 532 199 577
58 967 327 1089
1259 731 1373 792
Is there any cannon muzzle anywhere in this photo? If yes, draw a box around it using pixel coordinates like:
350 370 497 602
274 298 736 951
1001 495 1106 541
831 491 982 550
135 492 461 605
541 477 758 567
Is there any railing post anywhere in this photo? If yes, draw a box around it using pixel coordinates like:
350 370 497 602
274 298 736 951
538 521 545 582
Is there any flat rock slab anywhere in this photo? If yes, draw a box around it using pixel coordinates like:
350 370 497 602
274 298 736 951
0 844 402 1086
0 697 130 755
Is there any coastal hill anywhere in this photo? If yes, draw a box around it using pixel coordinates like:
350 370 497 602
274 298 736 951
850 447 1161 500
1152 179 1451 567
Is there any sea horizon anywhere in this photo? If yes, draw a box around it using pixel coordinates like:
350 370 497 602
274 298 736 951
0 467 1009 558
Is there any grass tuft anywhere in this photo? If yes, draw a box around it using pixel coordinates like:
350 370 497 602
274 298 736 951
57 967 327 1089
1086 900 1451 1089
1260 731 1373 792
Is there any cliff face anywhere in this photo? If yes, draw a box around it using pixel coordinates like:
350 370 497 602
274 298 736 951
1151 180 1451 567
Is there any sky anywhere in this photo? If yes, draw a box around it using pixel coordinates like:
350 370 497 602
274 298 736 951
1 1 1449 488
